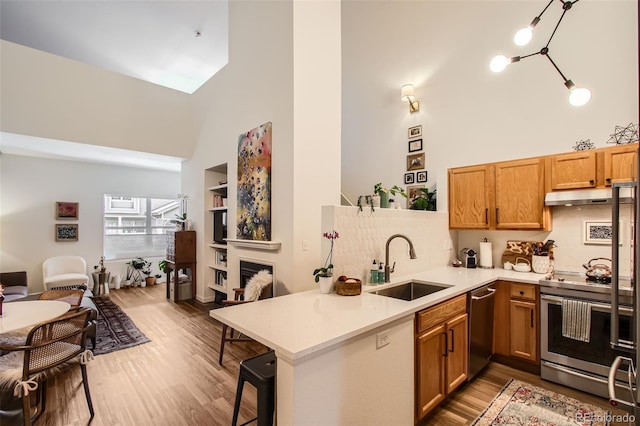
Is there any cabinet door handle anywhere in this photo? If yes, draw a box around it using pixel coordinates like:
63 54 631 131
442 332 448 357
530 310 534 328
449 329 455 353
496 208 499 224
485 208 488 224
606 177 612 182
589 179 595 185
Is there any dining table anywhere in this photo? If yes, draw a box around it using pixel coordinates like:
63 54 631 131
0 300 70 334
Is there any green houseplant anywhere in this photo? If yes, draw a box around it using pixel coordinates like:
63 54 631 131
127 257 149 285
410 187 437 211
374 183 407 208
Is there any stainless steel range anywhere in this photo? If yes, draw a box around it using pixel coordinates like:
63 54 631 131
539 271 636 400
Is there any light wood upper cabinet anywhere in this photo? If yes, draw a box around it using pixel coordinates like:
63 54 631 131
449 159 548 230
494 158 546 230
548 143 637 190
448 165 492 229
604 144 637 185
549 151 597 190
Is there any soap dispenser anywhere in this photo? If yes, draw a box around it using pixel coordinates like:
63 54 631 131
370 260 378 284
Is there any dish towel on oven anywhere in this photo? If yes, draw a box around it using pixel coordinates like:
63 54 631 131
561 298 592 342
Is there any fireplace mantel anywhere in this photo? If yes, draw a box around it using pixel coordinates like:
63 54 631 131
225 239 281 251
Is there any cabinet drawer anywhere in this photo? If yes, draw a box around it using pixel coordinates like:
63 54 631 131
417 294 466 333
510 284 536 301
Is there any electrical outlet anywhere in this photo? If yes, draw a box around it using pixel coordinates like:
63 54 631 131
302 240 308 251
376 332 390 349
443 239 452 251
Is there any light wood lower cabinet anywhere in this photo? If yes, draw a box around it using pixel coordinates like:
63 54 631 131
493 281 539 364
510 299 537 361
415 295 468 422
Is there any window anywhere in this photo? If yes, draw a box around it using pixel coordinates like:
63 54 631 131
103 195 179 260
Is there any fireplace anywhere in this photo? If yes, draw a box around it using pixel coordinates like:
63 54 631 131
239 260 274 294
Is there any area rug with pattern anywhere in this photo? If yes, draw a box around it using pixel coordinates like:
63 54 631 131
472 379 612 426
93 296 150 355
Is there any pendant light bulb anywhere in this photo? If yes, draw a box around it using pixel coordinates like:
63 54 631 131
514 27 533 46
490 55 510 73
569 86 591 106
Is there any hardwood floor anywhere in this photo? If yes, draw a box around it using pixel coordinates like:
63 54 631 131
422 362 633 425
36 284 268 426
33 284 633 425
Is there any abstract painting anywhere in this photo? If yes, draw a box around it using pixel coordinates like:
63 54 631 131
56 224 78 241
56 201 79 219
237 122 272 241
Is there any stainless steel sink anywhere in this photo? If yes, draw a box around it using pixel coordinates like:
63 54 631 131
374 282 451 301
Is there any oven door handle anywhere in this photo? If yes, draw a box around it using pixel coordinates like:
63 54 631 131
540 294 634 315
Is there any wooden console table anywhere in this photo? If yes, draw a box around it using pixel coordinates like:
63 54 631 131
165 230 196 300
164 261 196 300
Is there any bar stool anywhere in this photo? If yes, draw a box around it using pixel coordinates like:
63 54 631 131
232 351 276 426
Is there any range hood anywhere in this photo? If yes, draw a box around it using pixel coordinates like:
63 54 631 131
544 187 634 206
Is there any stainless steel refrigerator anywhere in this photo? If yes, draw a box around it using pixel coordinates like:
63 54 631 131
608 153 639 418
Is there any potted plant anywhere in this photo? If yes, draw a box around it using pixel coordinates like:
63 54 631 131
142 261 155 286
312 230 339 293
170 213 187 230
374 183 408 208
410 187 437 211
93 256 106 273
127 257 148 286
357 195 375 212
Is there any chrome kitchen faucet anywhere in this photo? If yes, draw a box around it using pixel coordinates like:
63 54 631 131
384 234 417 283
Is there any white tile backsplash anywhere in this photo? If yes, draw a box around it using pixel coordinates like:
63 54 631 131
457 204 633 276
322 206 455 283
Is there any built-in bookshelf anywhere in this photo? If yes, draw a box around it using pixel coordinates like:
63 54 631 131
205 163 228 300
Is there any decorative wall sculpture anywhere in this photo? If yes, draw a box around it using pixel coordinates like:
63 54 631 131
237 122 272 241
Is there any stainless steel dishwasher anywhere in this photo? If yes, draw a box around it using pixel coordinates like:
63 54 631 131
468 284 496 380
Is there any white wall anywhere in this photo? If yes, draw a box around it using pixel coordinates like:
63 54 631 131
0 40 195 158
341 1 638 208
184 1 294 300
184 0 342 299
0 153 180 293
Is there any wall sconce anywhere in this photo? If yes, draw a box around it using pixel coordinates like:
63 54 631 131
401 84 420 113
489 0 591 107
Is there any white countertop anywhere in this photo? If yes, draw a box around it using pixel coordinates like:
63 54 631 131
209 266 546 363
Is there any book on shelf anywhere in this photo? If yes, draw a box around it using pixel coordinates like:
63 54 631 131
212 194 224 208
215 269 227 285
215 251 227 266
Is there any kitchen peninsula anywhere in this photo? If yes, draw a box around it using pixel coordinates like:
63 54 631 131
210 266 544 425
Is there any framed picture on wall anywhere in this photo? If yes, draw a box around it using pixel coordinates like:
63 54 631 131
408 125 422 138
56 224 79 242
407 153 425 171
408 138 422 153
416 171 427 183
55 202 79 219
583 220 623 245
404 172 415 184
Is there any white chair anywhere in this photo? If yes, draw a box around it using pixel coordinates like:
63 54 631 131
42 256 89 291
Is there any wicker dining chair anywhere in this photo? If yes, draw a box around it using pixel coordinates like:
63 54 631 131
0 308 95 426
